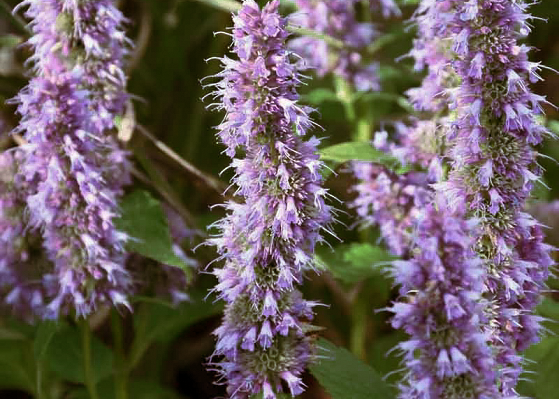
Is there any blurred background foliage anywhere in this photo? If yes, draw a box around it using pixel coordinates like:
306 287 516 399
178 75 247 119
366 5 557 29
1 0 559 398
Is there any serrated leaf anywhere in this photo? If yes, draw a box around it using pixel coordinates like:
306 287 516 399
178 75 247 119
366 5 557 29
319 142 394 163
46 325 113 384
116 190 192 279
310 338 395 399
343 243 395 270
317 243 394 284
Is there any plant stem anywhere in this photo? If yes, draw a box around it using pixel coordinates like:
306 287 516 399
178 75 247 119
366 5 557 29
111 310 128 399
334 77 356 123
80 319 99 399
349 291 369 361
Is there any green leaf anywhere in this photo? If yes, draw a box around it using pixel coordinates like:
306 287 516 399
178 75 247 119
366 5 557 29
129 289 222 367
46 325 113 384
0 326 27 341
317 243 394 284
353 92 414 113
34 320 62 361
368 331 407 384
0 340 35 392
532 337 559 399
302 88 340 105
70 378 182 399
310 338 395 399
319 142 394 163
533 297 559 335
116 190 192 279
343 243 395 270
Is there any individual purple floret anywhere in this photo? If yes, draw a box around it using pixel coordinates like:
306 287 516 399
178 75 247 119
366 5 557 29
435 0 555 394
11 0 132 318
289 0 380 92
206 1 332 397
387 198 499 399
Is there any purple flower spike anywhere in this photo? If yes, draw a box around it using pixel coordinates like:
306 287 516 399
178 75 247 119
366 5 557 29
10 0 132 318
387 199 499 399
434 0 555 394
206 1 332 397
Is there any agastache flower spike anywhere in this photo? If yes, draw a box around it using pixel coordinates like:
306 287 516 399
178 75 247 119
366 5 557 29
206 1 331 397
350 0 455 258
12 0 132 318
436 0 555 394
387 199 499 399
289 0 381 92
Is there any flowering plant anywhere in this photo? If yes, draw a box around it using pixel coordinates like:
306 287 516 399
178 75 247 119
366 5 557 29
0 0 558 398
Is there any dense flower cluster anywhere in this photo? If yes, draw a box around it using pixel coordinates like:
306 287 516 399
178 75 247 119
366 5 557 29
8 0 132 318
387 200 499 399
290 0 393 92
433 1 555 393
206 1 331 397
352 0 554 396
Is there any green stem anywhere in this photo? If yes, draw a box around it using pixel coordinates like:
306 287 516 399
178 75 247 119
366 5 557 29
334 77 356 123
349 291 369 361
111 311 128 399
36 362 46 399
80 319 99 399
190 0 241 13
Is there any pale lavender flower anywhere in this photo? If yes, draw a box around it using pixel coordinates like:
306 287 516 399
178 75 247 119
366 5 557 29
11 0 132 318
387 198 499 399
206 1 331 397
